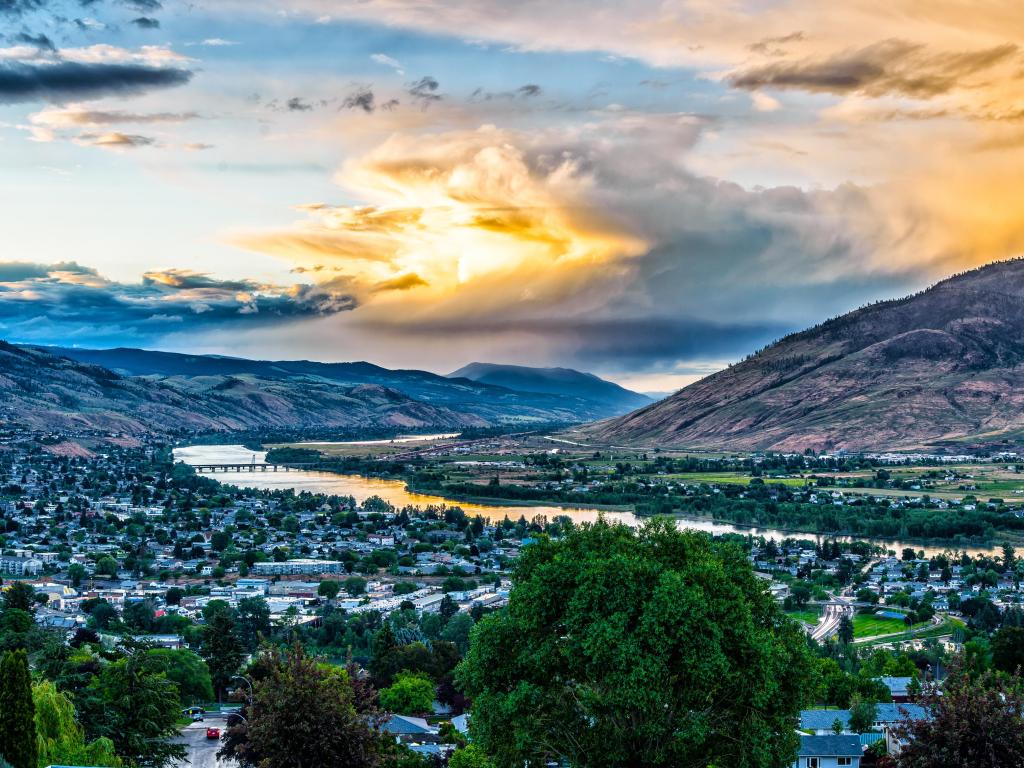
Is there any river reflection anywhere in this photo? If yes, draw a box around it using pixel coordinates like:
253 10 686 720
174 444 996 557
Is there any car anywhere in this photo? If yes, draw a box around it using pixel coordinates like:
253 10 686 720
191 713 204 722
206 727 221 740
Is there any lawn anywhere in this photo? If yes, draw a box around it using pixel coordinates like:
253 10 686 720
787 609 822 625
852 613 913 638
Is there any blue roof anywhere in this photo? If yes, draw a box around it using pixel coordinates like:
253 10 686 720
875 703 927 722
801 710 850 731
797 735 862 757
382 715 435 735
877 676 914 695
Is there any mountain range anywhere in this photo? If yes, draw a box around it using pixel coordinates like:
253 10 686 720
0 343 648 436
449 362 652 413
587 259 1024 453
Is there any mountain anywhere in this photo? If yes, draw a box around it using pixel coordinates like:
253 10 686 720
21 345 640 430
0 342 481 435
448 362 652 413
587 259 1024 453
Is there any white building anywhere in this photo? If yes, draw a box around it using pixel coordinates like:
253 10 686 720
0 556 43 577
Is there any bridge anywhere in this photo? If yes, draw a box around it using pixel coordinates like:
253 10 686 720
191 463 319 473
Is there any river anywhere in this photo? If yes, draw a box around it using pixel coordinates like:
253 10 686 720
173 444 996 557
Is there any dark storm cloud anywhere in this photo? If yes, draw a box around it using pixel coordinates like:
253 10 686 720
0 262 358 345
729 39 1018 98
0 61 192 103
130 15 159 28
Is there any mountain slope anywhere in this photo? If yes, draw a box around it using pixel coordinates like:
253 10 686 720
448 362 652 413
0 342 483 435
39 346 634 423
587 259 1024 452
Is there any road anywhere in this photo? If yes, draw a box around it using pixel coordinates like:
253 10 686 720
173 719 226 768
809 599 854 642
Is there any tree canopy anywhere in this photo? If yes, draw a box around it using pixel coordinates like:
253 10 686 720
456 518 814 768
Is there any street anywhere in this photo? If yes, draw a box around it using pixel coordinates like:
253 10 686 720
809 599 854 642
173 719 227 768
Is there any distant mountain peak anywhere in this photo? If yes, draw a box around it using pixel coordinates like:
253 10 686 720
448 362 652 413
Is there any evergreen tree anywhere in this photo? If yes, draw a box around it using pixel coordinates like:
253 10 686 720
0 650 37 768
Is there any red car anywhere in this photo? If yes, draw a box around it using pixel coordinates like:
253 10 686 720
206 728 221 740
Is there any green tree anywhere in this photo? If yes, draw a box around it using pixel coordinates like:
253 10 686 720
0 650 37 768
441 613 474 654
318 580 341 601
201 608 245 698
94 557 119 578
147 648 214 704
847 695 877 733
379 672 435 715
1 583 35 615
344 577 367 596
67 564 87 589
78 645 185 768
165 587 184 606
992 626 1024 674
457 519 814 768
369 623 400 688
33 680 120 768
838 615 854 645
236 597 272 653
448 744 495 768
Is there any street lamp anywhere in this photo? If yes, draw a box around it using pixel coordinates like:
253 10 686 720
231 675 254 707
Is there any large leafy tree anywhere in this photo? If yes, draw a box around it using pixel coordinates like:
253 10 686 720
379 672 435 715
219 643 382 768
457 519 814 768
887 664 1024 767
78 645 186 768
0 649 37 768
146 648 214 704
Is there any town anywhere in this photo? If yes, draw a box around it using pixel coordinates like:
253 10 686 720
2 435 1023 767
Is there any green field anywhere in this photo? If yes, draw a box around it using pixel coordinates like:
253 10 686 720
852 613 913 638
786 609 822 625
664 472 810 488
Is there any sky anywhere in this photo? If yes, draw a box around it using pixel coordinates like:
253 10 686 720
2 1 1024 393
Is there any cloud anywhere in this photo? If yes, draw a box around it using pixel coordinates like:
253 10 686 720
0 262 358 346
121 0 161 11
13 32 55 52
0 60 192 104
73 131 156 148
371 272 428 292
286 96 312 111
193 38 238 47
728 39 1019 98
407 75 441 105
0 0 44 14
131 16 160 28
341 86 375 113
370 52 403 75
469 83 542 102
747 31 805 56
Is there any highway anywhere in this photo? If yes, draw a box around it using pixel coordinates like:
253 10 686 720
173 719 226 768
809 599 854 642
